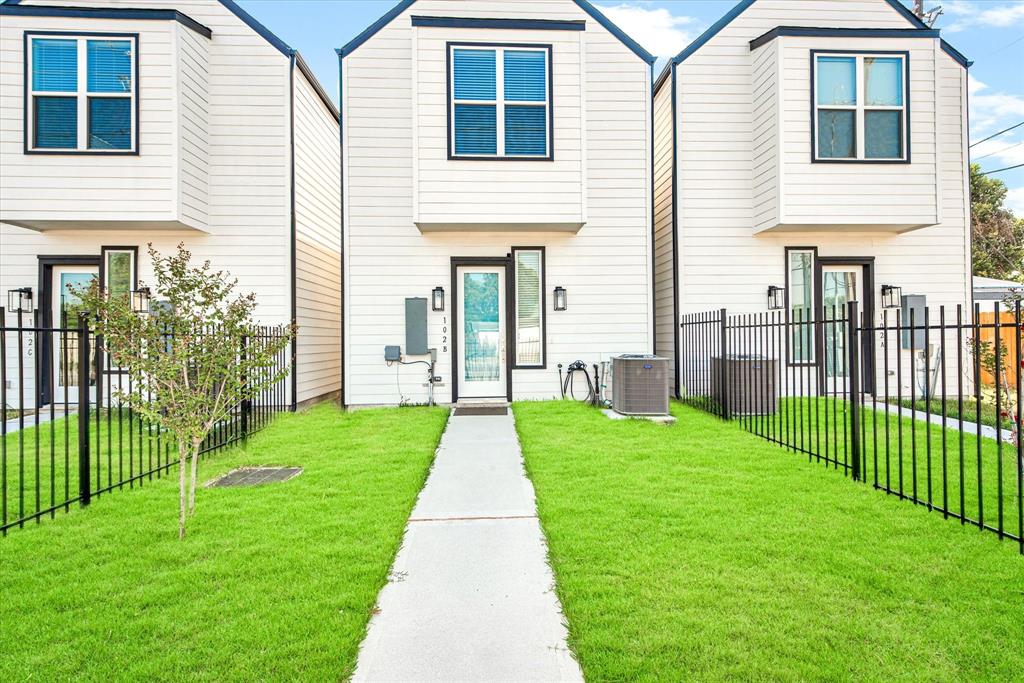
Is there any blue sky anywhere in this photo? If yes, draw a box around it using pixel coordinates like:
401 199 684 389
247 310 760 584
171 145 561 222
237 0 1024 210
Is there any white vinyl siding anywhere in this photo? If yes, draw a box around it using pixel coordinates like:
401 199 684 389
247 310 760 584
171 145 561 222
651 76 675 384
293 66 342 404
343 0 651 405
661 0 969 330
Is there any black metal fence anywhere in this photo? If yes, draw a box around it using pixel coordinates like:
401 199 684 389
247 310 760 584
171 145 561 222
680 301 1022 553
1 309 290 534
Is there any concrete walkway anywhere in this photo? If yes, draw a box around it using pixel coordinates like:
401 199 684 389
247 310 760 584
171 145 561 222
352 411 582 683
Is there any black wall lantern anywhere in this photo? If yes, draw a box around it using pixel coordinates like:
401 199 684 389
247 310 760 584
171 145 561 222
432 286 445 312
553 286 567 311
131 286 151 314
7 287 33 313
881 284 902 309
767 285 786 310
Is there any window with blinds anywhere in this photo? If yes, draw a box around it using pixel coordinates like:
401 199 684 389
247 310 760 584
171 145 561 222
27 34 136 153
449 44 551 159
514 248 544 367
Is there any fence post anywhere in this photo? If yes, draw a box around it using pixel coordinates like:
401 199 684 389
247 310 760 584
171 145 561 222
846 300 861 482
240 333 250 442
719 308 730 420
77 313 91 507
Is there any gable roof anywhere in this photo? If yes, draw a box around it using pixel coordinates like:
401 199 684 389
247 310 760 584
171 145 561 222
336 0 655 64
653 0 969 92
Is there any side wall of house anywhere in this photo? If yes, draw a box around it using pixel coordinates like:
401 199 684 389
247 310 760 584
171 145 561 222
292 66 341 404
651 76 675 385
176 21 210 231
343 0 651 405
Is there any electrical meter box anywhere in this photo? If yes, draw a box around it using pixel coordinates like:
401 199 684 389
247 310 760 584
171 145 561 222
405 297 428 356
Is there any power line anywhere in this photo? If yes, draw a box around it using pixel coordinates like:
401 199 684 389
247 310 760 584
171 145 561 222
970 121 1024 148
973 140 1023 162
979 163 1024 175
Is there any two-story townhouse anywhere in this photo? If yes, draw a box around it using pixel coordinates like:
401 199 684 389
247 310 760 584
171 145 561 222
0 0 341 409
652 0 972 396
338 0 655 406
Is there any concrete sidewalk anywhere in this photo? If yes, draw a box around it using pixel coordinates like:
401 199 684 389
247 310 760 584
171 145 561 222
352 412 582 683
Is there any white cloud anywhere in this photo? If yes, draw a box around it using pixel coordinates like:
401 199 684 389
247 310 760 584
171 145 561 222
967 76 1024 139
597 3 698 58
1006 187 1024 214
942 0 1024 32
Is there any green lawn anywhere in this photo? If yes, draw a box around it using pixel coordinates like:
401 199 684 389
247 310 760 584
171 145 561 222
514 400 1024 682
734 396 1020 537
888 396 1004 429
0 403 448 681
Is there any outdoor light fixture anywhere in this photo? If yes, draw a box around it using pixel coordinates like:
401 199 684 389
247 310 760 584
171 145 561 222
7 287 33 313
881 284 902 309
553 286 567 311
767 285 786 310
131 286 151 314
432 286 445 312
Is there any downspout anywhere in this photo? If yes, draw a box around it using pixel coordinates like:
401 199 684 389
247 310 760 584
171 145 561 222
337 48 346 408
289 51 298 411
649 60 656 353
670 62 681 399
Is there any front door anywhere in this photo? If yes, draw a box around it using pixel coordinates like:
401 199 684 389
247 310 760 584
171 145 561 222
51 265 99 404
457 266 506 399
821 264 864 386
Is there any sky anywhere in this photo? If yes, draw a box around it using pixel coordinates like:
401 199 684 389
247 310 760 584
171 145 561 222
237 0 1024 212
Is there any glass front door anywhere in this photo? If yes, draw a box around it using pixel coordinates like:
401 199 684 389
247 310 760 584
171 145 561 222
821 265 863 381
51 266 99 404
457 266 506 399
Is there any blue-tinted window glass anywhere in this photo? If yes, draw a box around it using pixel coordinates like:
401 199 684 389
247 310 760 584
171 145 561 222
453 49 496 100
504 50 546 102
505 106 546 156
34 96 77 148
817 109 855 158
865 110 902 158
454 103 497 155
32 39 77 92
865 57 902 106
88 98 132 150
87 40 132 93
816 56 856 106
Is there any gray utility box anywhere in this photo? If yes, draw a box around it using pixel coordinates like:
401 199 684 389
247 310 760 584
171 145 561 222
710 355 778 416
612 355 669 416
405 297 428 356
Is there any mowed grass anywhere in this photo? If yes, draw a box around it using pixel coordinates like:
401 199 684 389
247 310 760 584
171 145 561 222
0 403 449 681
513 400 1024 682
745 396 1021 536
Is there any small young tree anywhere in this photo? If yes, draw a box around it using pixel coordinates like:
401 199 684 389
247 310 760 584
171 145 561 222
76 244 294 538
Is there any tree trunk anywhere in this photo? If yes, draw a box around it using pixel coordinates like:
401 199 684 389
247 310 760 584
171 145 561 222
178 443 188 539
188 437 202 515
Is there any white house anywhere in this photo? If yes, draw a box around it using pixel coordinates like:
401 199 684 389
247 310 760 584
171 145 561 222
652 0 972 396
0 0 341 408
338 0 655 406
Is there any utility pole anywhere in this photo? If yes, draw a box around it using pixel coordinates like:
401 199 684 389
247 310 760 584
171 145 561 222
911 0 943 26
913 0 924 18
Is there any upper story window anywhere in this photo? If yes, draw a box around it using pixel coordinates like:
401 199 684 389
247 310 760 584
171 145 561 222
26 33 137 154
812 52 907 162
448 43 552 160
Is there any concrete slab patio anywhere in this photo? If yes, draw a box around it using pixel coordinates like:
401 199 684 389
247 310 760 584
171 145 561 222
352 412 582 683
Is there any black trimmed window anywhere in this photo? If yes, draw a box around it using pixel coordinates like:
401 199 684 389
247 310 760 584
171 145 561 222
787 248 815 363
813 51 908 162
513 248 545 367
449 43 552 160
27 33 137 153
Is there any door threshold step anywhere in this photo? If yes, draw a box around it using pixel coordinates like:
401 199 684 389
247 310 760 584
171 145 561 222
453 402 509 416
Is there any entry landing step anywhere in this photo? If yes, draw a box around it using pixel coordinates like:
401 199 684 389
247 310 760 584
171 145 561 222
452 401 509 416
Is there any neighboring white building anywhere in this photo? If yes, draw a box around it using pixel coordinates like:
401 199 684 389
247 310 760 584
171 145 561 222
0 0 341 408
338 0 655 406
652 0 972 395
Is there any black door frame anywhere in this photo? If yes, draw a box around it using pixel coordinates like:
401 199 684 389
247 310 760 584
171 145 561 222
37 255 101 406
814 256 875 394
450 255 514 403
